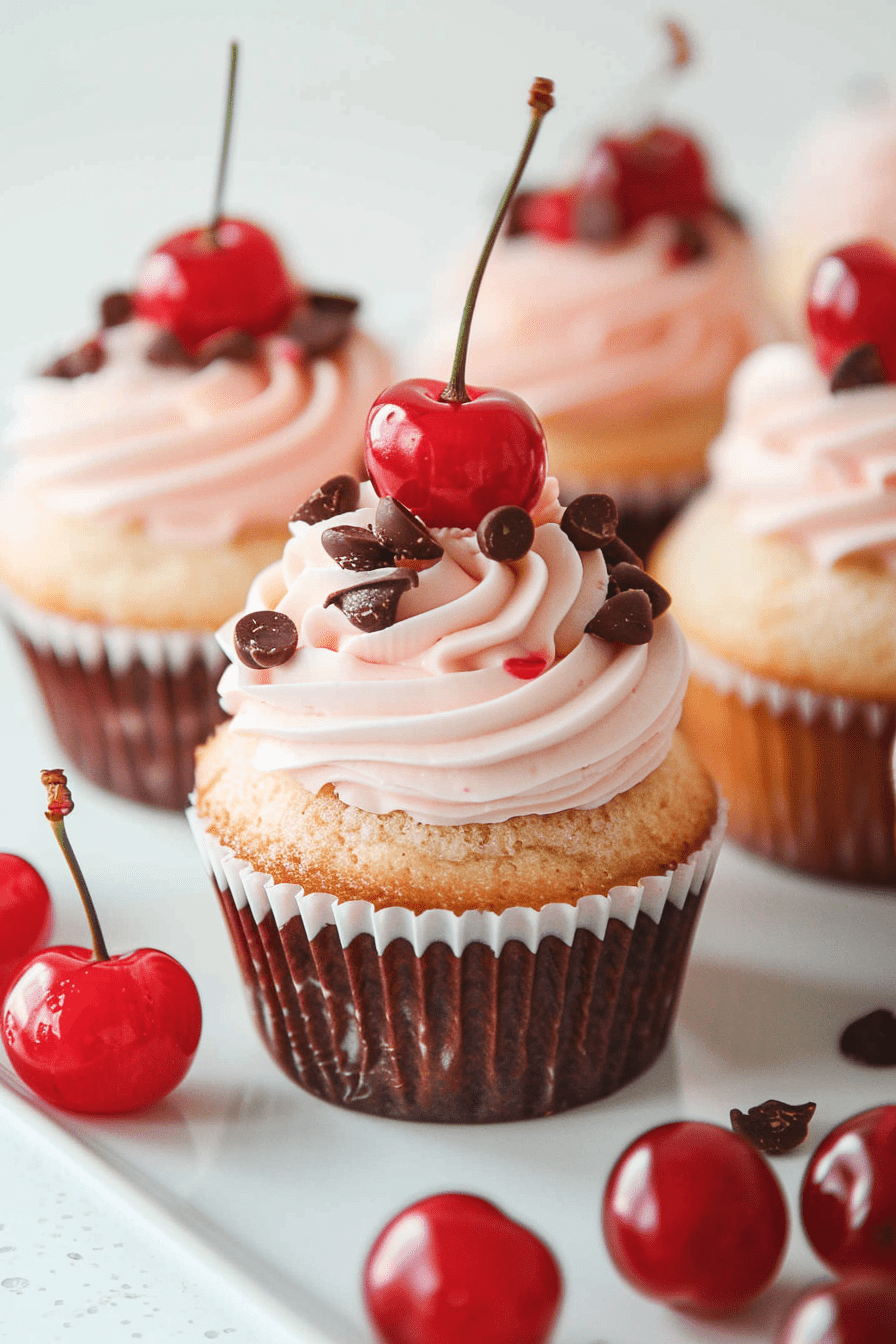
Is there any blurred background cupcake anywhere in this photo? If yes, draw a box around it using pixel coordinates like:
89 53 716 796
652 238 896 883
420 24 776 557
771 82 896 334
0 49 391 811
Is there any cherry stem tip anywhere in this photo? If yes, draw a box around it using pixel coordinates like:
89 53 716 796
663 18 693 70
41 768 109 963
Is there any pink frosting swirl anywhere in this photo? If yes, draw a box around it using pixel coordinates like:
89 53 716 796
420 217 773 420
710 342 896 569
218 480 688 825
3 320 391 546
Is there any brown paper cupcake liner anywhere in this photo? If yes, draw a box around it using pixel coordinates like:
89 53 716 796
188 802 726 1123
2 587 226 810
558 467 706 559
686 641 896 883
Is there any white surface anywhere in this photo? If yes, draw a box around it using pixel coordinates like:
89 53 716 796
2 2 896 1340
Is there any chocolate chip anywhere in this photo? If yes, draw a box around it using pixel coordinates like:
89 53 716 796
561 494 618 551
586 589 653 644
321 525 394 571
324 569 418 633
145 329 194 367
41 339 105 379
286 291 359 358
830 343 888 393
99 290 133 328
291 475 360 525
575 192 623 243
234 610 299 669
195 329 260 366
840 1008 896 1066
373 497 443 563
610 562 672 616
730 1100 816 1156
601 535 644 569
669 218 708 265
477 506 535 562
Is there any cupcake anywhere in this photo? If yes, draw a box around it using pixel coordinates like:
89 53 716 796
771 83 896 335
420 32 773 557
651 240 896 883
0 217 391 809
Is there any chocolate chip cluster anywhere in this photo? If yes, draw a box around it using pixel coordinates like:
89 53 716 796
41 288 359 380
560 494 670 645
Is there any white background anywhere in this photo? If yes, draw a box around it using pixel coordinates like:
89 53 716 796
2 2 896 1342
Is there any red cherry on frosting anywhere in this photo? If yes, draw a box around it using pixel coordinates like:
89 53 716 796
366 79 553 530
1 770 201 1114
0 854 52 992
801 1105 896 1277
776 1273 896 1344
602 1120 788 1316
133 217 296 352
363 1192 562 1344
580 125 714 232
806 241 896 381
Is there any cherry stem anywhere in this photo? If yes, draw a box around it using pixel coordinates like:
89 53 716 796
440 78 554 405
41 769 109 963
210 40 240 241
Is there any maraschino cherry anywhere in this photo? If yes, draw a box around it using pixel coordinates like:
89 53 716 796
133 42 295 352
363 1192 562 1344
365 80 552 531
602 1120 788 1316
801 1105 896 1277
776 1273 896 1344
806 241 896 386
2 771 202 1114
0 854 52 993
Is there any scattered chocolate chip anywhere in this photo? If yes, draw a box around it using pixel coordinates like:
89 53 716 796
609 562 672 617
324 569 418 633
99 290 133 328
601 535 644 569
286 291 359 358
477 506 535 562
234 610 299 669
561 494 618 551
714 200 746 231
291 475 360 525
373 497 443 564
840 1008 896 1066
42 339 105 380
730 1100 816 1156
145 329 194 367
830 343 888 394
586 589 653 644
669 218 708 265
321 525 394 571
575 192 622 244
195 329 260 366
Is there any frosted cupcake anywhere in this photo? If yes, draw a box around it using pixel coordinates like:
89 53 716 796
421 31 773 556
652 240 896 882
190 80 724 1123
772 84 896 334
0 219 390 809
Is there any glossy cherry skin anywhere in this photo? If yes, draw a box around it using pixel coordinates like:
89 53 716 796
363 1192 562 1344
581 125 714 231
514 189 577 242
602 1120 788 1317
0 854 52 991
365 379 548 531
776 1273 896 1344
801 1105 896 1276
133 217 296 351
806 241 896 381
2 945 202 1114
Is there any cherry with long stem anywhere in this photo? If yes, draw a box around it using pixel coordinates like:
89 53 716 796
209 40 239 242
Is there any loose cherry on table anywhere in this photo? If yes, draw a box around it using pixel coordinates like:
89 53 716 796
0 853 52 992
806 241 896 386
363 1192 562 1344
365 78 553 531
776 1273 896 1344
2 771 202 1115
602 1120 788 1316
800 1105 896 1276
